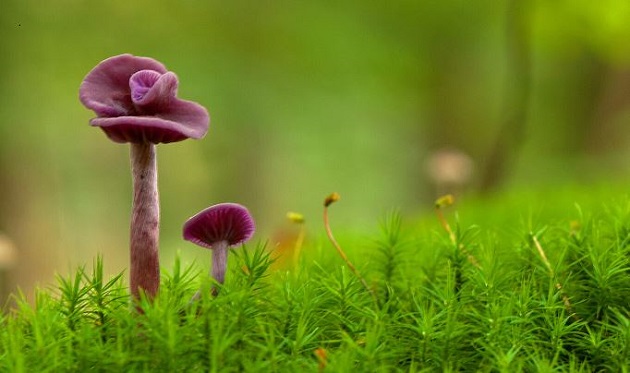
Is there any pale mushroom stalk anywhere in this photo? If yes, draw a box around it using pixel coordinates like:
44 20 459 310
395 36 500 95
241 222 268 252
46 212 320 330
211 240 229 284
129 142 160 300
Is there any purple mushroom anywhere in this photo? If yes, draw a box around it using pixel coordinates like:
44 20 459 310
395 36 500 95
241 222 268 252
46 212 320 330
183 203 255 295
79 54 209 301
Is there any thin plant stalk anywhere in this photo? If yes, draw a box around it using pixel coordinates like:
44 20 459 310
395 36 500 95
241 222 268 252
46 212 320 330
435 195 480 268
530 233 577 320
287 213 306 270
323 193 377 305
292 226 306 271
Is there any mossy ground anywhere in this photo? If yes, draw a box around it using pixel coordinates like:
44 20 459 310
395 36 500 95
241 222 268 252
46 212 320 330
2 188 630 372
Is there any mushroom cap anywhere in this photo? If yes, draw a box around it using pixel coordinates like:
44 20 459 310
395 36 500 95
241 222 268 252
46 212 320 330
183 203 255 249
79 54 209 144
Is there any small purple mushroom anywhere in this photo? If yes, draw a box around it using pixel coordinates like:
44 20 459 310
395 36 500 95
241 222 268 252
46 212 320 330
183 203 255 295
79 54 209 301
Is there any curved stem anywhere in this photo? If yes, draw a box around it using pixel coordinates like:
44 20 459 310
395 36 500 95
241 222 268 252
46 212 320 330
323 200 377 306
129 142 160 301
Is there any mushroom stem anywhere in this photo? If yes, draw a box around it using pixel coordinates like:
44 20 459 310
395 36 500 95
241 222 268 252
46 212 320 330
129 142 160 301
211 240 229 285
190 240 228 301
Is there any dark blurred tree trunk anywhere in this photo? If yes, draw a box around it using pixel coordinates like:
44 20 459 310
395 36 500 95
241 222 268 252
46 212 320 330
479 0 531 193
424 50 463 149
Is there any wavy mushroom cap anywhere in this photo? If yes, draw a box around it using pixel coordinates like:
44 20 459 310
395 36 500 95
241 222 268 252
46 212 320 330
79 54 209 144
183 203 255 249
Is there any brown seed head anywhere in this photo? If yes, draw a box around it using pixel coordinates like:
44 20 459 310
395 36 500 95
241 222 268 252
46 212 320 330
324 192 341 207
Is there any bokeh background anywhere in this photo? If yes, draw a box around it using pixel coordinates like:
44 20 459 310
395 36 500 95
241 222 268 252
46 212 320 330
1 0 630 302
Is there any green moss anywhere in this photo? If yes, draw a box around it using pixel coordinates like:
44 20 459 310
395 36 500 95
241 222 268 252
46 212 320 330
2 193 630 372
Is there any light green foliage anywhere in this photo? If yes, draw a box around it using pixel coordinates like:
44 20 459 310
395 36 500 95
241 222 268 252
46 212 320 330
2 201 630 372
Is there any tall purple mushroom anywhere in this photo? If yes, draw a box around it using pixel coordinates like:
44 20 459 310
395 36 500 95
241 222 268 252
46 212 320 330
79 54 209 300
183 203 255 295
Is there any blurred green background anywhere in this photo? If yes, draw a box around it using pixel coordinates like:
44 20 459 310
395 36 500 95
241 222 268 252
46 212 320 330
1 0 630 299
